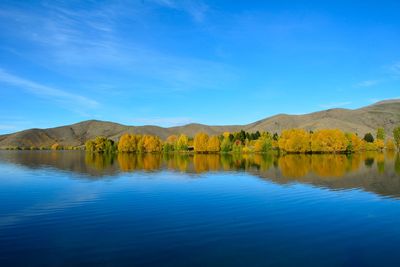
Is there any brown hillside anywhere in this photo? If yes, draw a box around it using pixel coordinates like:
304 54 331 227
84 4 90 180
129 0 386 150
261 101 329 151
0 99 399 148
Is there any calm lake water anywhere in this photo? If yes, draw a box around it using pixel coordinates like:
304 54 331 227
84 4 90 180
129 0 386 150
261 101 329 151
1 151 400 266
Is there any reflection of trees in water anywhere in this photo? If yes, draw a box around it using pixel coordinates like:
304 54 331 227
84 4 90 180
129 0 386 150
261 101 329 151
364 158 375 168
376 153 385 173
116 153 275 174
387 150 396 160
396 154 400 175
1 150 399 179
85 153 116 171
311 155 348 177
276 152 389 178
85 152 397 177
2 150 400 198
279 155 311 177
117 153 162 171
194 154 217 173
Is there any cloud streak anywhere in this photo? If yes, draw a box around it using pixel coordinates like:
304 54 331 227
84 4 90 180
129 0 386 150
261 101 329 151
150 0 208 22
390 62 400 75
355 80 380 87
0 69 98 108
0 2 234 93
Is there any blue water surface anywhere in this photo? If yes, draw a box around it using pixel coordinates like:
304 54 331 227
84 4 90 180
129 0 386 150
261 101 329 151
0 151 400 266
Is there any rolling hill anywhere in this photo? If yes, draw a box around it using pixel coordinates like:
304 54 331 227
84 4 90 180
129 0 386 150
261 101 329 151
1 99 399 148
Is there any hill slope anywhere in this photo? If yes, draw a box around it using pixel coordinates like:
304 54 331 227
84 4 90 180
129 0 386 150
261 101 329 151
1 100 399 148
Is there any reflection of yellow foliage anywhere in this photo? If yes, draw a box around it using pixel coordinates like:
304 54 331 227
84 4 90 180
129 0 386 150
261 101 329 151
279 155 311 177
278 154 363 178
175 154 189 171
376 153 385 173
193 154 208 173
142 154 162 170
311 155 347 177
347 153 362 172
253 154 273 171
386 150 395 160
208 155 220 171
118 153 137 171
193 154 221 173
87 151 376 178
85 153 114 170
221 154 233 170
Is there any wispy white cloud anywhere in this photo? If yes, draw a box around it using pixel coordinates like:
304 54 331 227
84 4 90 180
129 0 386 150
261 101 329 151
0 124 16 131
319 101 351 109
0 69 98 108
0 2 234 92
389 62 400 75
355 80 380 87
150 0 208 22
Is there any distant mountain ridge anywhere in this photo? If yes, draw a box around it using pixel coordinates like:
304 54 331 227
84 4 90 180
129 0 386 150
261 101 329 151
1 99 400 148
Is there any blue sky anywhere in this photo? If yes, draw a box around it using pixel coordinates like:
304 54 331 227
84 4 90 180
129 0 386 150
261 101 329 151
0 0 399 134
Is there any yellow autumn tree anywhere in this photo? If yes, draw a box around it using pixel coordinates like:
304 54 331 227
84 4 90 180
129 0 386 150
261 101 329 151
254 132 272 153
51 143 62 150
346 133 363 152
142 135 162 153
118 133 138 152
163 135 177 153
374 139 385 151
311 129 348 153
386 138 395 150
207 136 221 152
175 134 189 151
193 132 209 153
223 132 230 139
278 129 311 153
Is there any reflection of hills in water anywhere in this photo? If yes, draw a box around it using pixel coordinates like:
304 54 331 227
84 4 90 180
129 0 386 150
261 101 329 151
1 151 400 198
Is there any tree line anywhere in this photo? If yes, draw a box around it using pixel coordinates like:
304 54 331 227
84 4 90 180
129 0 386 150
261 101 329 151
82 126 400 154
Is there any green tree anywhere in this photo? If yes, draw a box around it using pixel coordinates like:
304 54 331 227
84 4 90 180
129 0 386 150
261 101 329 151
394 127 400 151
232 140 243 153
254 133 272 153
363 133 374 143
86 136 116 153
175 134 189 152
220 137 232 153
376 127 385 141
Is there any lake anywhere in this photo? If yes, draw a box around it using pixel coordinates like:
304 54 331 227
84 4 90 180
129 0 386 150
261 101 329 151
1 150 400 266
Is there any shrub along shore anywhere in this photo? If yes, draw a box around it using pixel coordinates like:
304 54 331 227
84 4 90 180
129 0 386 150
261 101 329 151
4 127 400 154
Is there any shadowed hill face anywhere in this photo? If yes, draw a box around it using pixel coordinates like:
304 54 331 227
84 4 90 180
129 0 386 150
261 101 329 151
0 100 400 148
